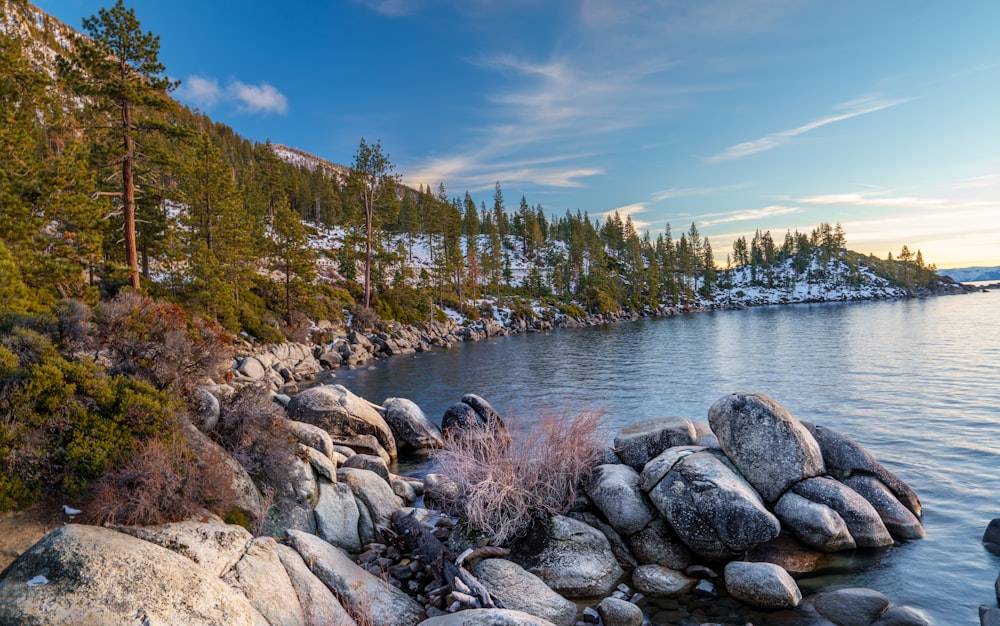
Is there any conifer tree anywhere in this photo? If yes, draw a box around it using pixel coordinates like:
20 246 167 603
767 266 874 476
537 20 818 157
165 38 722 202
58 0 178 291
347 138 398 309
270 201 315 324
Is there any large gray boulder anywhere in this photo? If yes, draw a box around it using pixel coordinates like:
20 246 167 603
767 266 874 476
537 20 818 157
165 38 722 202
274 543 356 626
638 446 705 492
843 474 924 540
338 467 403 532
647 450 781 560
792 477 893 548
585 464 655 537
417 609 557 626
286 529 425 626
383 397 444 452
804 422 922 517
773 491 856 552
708 393 824 503
112 517 253 577
223 536 306 626
0 525 263 625
627 518 694 570
631 564 696 597
509 515 623 598
723 561 801 609
285 419 338 460
569 512 638 570
814 587 890 626
314 478 363 552
287 384 397 461
613 417 697 470
471 558 578 626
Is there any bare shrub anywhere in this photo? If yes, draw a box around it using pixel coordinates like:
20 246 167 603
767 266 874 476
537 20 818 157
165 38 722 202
85 434 238 526
96 291 232 393
213 385 297 493
435 409 605 546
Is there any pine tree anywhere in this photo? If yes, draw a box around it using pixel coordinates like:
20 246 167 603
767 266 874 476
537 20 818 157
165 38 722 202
269 201 315 324
347 138 398 309
58 0 178 291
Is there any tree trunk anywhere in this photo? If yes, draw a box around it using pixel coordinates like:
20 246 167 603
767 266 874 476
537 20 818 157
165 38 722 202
364 197 373 310
122 102 140 291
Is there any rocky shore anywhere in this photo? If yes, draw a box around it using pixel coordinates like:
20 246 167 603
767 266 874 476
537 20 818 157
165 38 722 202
0 386 935 625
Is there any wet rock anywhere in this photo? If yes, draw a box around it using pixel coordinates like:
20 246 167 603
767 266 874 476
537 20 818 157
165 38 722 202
708 393 824 503
774 491 856 552
793 477 893 548
598 597 643 626
814 587 889 626
723 561 801 609
985 518 1000 555
631 564 696 597
614 417 697 470
843 474 924 540
878 605 931 626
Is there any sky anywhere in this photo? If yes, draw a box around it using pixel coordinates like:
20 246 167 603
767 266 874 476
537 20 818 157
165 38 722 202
37 0 1000 269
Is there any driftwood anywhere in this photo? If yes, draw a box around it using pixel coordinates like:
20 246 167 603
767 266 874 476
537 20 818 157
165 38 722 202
391 509 504 611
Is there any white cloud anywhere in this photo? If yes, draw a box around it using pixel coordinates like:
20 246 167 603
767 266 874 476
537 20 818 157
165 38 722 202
797 191 990 210
602 203 652 229
705 96 907 164
699 205 800 227
651 183 752 202
174 75 288 116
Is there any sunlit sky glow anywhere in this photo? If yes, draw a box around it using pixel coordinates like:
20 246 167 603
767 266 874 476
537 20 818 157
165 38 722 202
39 0 1000 268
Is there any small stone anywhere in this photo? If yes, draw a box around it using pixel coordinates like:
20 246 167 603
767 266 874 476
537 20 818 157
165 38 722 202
598 597 644 626
582 606 601 623
693 579 716 598
685 565 718 579
814 587 889 626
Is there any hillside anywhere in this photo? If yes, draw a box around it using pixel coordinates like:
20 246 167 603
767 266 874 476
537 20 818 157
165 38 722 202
937 266 1000 283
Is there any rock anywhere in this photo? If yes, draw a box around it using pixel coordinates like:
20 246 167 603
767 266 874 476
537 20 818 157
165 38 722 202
985 519 1000 555
331 433 392 463
183 422 262 521
585 464 655 536
286 529 425 626
238 355 267 380
814 587 889 626
638 446 705 492
843 474 924 540
471 558 578 626
878 605 931 626
343 453 391 483
613 417 697 469
627 519 694 570
274 543 356 626
804 422 922 517
723 561 801 609
441 401 483 433
745 533 835 576
631 564 696 597
286 419 338 460
0 525 262 625
287 384 397 461
223 536 306 626
193 387 221 432
793 477 893 548
314 478 362 552
647 450 781 560
774 491 856 552
417 608 557 625
338 467 404 531
287 454 318 504
598 597 643 626
300 444 338 482
424 472 461 507
318 350 343 369
392 478 418 505
569 512 638 570
509 514 623 598
461 393 503 425
113 518 253 577
983 606 1000 626
708 393 824 503
383 397 445 452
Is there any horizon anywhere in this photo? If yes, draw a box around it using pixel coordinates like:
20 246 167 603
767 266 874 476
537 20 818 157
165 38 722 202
36 0 1000 269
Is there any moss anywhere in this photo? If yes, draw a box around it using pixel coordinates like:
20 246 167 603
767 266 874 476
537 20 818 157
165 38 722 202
223 507 252 530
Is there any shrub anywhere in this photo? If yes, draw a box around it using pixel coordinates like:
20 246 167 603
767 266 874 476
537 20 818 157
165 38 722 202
212 385 297 493
96 291 232 393
435 409 605 545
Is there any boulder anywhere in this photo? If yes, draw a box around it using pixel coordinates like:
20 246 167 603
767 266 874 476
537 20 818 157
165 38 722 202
745 533 837 576
441 401 483 433
983 606 1000 626
338 467 404 531
585 464 655 536
647 450 781 560
182 422 262 521
285 419 338 460
773 491 856 552
843 474 924 540
287 384 397 461
383 397 445 451
274 543 356 626
237 355 267 380
723 561 801 609
813 587 889 626
793 477 893 548
509 515 623 598
613 417 697 469
627 519 694 570
223 536 306 626
631 564 696 597
330 433 392 464
424 473 460 507
984 518 1000 555
286 529 425 626
193 387 221 432
708 393 824 503
569 512 638 570
598 597 643 626
461 393 503 425
471 558 578 626
638 446 705 492
113 518 253 577
343 453 391 483
300 444 338 482
314 478 362 552
417 609 557 626
804 422 922 517
0 525 263 625
879 605 931 626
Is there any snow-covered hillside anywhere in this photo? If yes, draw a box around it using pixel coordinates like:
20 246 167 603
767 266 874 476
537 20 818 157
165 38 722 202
937 266 1000 283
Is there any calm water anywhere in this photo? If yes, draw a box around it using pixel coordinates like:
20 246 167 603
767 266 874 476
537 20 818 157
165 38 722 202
334 292 1000 624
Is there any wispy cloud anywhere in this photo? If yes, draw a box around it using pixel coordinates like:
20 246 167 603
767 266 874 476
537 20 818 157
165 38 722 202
705 96 907 164
602 203 652 229
699 205 800 227
798 191 991 210
405 152 603 192
651 183 752 202
175 75 288 115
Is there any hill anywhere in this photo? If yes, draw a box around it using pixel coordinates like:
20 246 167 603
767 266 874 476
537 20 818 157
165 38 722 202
937 266 1000 283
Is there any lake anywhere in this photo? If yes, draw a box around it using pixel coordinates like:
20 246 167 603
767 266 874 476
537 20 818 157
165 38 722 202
333 291 1000 624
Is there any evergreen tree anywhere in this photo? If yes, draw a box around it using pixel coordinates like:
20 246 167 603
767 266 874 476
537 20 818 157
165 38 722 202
347 138 398 309
58 0 178 291
269 201 315 324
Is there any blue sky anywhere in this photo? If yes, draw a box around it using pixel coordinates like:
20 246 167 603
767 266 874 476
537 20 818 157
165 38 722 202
39 0 1000 268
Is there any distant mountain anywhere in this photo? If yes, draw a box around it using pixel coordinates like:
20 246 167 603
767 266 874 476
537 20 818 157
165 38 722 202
271 144 351 180
937 266 1000 283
